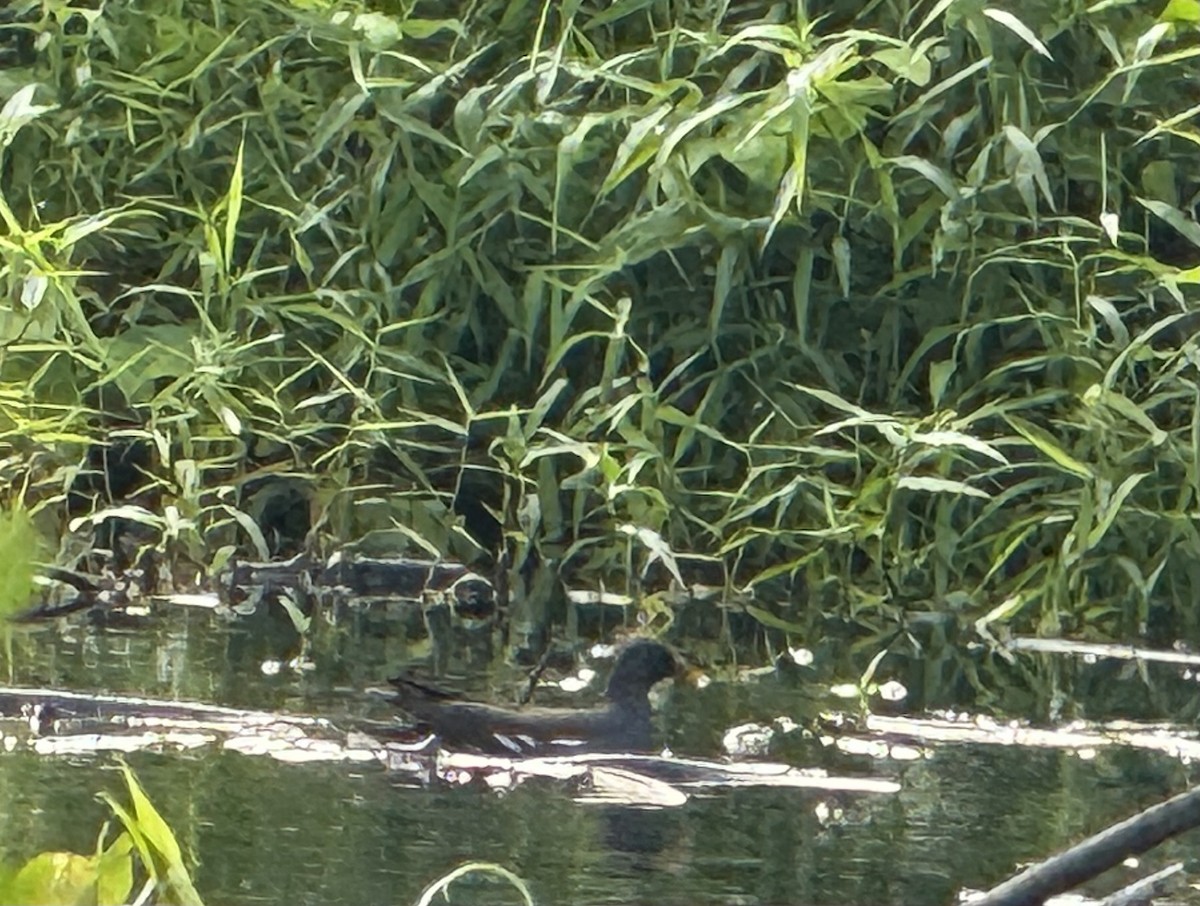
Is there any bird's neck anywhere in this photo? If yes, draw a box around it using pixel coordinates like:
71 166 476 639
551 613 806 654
606 687 651 712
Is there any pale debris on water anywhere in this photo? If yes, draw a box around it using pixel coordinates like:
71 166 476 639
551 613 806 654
557 668 596 693
33 731 214 755
789 647 814 666
157 593 221 609
722 717 800 757
224 729 379 764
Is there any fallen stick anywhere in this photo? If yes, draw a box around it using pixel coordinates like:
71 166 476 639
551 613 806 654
1099 862 1182 906
968 787 1200 906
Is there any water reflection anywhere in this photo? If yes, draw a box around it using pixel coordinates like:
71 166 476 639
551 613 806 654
1 603 1198 905
1 742 1191 906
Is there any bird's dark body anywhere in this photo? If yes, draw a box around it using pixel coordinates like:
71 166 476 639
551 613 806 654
388 639 678 756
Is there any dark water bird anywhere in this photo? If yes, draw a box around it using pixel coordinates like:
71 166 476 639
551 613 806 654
388 639 682 756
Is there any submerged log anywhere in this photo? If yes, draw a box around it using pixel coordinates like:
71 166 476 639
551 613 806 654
1101 863 1183 906
969 786 1200 906
0 686 898 809
20 547 754 625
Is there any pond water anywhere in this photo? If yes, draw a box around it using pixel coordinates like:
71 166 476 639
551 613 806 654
1 599 1198 906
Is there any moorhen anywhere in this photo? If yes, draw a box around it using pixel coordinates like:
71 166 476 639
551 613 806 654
388 639 681 756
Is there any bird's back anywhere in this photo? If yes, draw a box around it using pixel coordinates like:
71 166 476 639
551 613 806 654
388 677 653 755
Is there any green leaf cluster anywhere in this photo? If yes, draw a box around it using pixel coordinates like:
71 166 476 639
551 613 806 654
0 761 202 906
0 0 1199 658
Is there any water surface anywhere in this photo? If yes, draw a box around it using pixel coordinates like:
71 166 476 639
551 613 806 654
1 600 1196 905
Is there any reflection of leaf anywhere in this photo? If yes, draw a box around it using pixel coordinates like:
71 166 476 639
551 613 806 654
415 862 534 906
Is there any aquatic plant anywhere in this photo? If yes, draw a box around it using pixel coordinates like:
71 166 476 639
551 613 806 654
0 760 203 906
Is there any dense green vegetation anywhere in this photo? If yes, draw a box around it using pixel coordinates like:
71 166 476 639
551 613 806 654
2 0 1199 685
